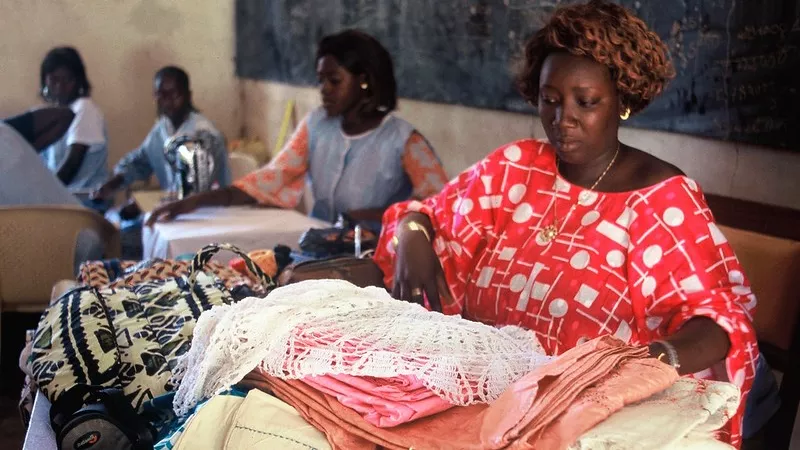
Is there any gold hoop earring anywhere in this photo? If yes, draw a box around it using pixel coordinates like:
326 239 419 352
360 82 368 90
620 108 631 121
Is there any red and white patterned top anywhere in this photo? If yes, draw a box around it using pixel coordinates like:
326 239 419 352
374 139 758 447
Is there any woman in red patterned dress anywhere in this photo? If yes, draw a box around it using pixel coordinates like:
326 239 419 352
373 0 757 446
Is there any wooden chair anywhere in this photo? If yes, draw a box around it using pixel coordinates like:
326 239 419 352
719 225 800 448
0 205 120 359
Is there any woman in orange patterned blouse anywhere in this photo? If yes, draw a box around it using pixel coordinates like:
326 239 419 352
148 30 448 231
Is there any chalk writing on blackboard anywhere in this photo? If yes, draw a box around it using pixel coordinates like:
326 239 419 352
716 45 798 72
715 117 788 135
738 18 800 41
236 0 800 149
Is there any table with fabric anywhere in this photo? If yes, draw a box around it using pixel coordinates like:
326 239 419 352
142 206 330 262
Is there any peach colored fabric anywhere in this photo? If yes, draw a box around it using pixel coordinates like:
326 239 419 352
239 337 680 450
481 337 677 449
303 374 453 427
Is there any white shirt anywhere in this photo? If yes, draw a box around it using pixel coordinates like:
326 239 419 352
41 97 109 190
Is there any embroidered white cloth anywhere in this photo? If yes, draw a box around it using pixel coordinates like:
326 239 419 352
569 378 740 450
171 280 552 417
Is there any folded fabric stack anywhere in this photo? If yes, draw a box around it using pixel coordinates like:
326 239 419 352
169 279 741 450
171 279 553 417
303 374 453 427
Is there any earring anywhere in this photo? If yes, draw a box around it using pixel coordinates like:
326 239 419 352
360 82 368 90
42 86 49 99
78 87 86 96
620 108 631 121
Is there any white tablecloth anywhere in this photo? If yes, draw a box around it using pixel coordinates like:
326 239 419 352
142 206 330 262
23 391 56 450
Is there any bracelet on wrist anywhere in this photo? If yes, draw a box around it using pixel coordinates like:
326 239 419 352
391 220 431 249
652 340 681 369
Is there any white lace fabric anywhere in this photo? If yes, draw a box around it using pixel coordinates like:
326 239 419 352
172 280 552 417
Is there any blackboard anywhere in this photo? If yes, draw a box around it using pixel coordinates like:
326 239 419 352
236 0 800 150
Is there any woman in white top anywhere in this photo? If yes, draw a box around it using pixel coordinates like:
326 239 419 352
38 47 109 197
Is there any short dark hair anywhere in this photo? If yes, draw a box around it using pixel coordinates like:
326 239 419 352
40 47 92 98
155 66 191 93
516 0 675 115
316 29 398 114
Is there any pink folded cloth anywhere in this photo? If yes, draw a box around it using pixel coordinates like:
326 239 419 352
303 374 454 427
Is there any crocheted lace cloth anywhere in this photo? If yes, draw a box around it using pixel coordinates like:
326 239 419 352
172 280 552 417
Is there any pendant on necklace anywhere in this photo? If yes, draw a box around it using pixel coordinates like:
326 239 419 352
538 224 558 244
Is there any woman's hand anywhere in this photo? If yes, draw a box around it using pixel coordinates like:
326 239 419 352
391 214 452 312
145 196 200 226
91 174 125 201
144 187 257 227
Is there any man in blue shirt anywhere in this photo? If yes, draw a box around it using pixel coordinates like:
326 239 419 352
92 66 231 200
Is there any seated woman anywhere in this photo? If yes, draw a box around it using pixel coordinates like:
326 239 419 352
146 30 448 232
374 1 757 446
93 66 231 200
39 47 109 200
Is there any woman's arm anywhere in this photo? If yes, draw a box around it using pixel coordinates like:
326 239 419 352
196 185 258 208
232 118 310 208
145 186 256 226
9 107 76 151
94 128 164 200
626 177 757 386
56 143 88 185
397 212 434 239
401 132 449 199
374 143 522 313
55 99 106 185
649 317 731 375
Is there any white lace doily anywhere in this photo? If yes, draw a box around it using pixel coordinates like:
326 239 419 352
171 279 552 417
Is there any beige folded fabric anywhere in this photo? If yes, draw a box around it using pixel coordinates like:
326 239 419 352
225 389 331 449
173 389 331 450
174 394 243 449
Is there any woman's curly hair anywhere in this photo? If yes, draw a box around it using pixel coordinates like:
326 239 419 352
517 0 675 114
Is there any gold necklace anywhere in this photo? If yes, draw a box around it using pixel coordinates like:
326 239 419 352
538 144 620 244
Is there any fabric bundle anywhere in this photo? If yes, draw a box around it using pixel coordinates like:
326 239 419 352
171 280 741 449
481 340 676 449
78 256 267 294
574 378 741 449
171 279 553 417
240 337 737 450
